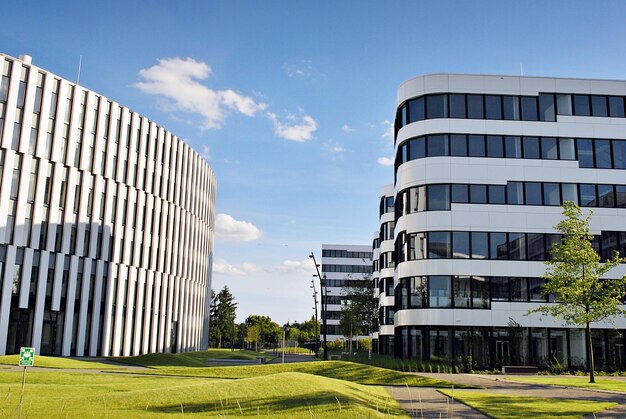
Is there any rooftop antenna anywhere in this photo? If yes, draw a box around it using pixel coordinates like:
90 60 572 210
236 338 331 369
76 55 83 85
520 62 524 77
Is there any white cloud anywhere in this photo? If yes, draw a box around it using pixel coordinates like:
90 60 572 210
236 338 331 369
267 112 317 142
377 157 394 166
341 124 353 133
215 213 263 242
213 259 259 276
277 259 316 275
381 119 394 139
134 57 267 130
283 60 314 79
201 145 211 161
332 146 346 153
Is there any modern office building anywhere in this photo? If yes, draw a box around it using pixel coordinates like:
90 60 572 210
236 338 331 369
320 244 372 343
374 73 626 370
0 53 216 357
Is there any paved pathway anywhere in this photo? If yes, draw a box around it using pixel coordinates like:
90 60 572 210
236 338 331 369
388 373 626 418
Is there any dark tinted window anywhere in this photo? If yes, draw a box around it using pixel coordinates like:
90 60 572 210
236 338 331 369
468 135 485 157
429 276 451 307
543 183 560 206
428 232 451 259
486 135 504 158
616 185 626 208
541 137 558 159
472 276 490 308
576 139 594 168
556 94 572 115
490 232 508 259
450 134 467 156
427 134 448 157
520 96 538 121
470 184 487 204
579 184 597 207
591 95 608 117
491 277 509 301
594 139 611 168
598 184 615 208
573 95 590 116
449 94 466 118
609 96 625 117
485 95 502 119
505 136 522 158
409 137 426 160
471 232 489 259
502 96 520 120
527 234 545 261
559 138 576 160
408 97 425 122
467 94 484 119
427 184 450 210
488 185 506 204
508 233 526 260
451 184 469 203
507 181 524 205
453 232 470 259
538 94 556 121
525 182 542 205
510 277 528 301
613 140 626 169
523 136 540 159
427 94 448 119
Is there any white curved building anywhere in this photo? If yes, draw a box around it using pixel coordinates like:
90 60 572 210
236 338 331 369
385 73 626 370
0 53 216 357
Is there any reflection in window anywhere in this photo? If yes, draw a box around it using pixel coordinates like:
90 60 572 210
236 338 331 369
428 232 451 259
556 94 572 115
539 94 556 121
591 95 608 117
579 184 597 207
491 277 509 301
472 276 490 308
543 183 560 206
595 140 612 168
508 233 526 260
609 96 625 118
429 276 451 308
523 136 540 159
507 182 524 205
577 139 594 168
471 232 489 259
408 97 425 123
541 137 558 159
453 232 470 259
490 232 508 260
510 277 528 301
505 136 522 158
427 184 450 211
559 138 576 160
453 276 471 308
450 134 467 156
427 94 448 119
502 96 520 120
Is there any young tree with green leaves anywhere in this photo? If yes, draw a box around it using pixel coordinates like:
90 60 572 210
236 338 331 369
530 201 626 383
210 286 238 348
340 274 378 356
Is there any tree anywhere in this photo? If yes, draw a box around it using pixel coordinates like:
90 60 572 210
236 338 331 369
245 315 281 350
530 201 626 383
235 323 248 349
211 286 238 348
340 274 378 337
339 302 359 354
246 324 261 351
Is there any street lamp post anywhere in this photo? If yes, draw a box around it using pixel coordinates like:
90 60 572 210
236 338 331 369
309 252 328 361
310 280 319 358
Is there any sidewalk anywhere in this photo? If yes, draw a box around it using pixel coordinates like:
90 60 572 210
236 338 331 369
388 373 626 418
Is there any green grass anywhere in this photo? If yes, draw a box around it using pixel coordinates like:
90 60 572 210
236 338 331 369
121 360 460 387
439 389 617 419
0 370 407 418
116 348 265 368
505 376 626 392
0 355 118 370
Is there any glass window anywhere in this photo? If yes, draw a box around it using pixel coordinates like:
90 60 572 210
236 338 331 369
429 276 451 308
453 232 470 259
453 276 471 308
609 96 625 118
467 94 484 119
409 137 426 160
427 184 450 210
613 140 626 169
541 137 558 159
491 277 509 301
507 181 524 205
579 184 597 207
485 95 502 119
545 234 561 260
472 276 490 308
400 105 407 127
559 138 576 160
523 136 540 159
451 184 469 203
561 183 578 205
468 135 485 157
470 184 487 204
573 95 590 116
408 97 425 123
508 233 526 260
410 276 427 308
594 139 612 168
427 134 448 157
490 232 508 259
502 96 520 120
488 185 506 204
426 94 448 119
471 232 489 259
543 183 560 206
399 143 408 165
527 233 545 261
505 136 522 158
486 135 504 158
521 96 538 121
598 184 615 208
525 182 542 205
510 277 528 301
538 94 556 122
591 95 608 117
450 134 467 156
576 138 594 167
617 186 626 208
428 232 451 259
416 186 427 212
556 94 572 115
449 94 466 118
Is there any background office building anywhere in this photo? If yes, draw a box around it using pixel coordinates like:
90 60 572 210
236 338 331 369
320 244 372 343
0 53 216 357
376 73 626 370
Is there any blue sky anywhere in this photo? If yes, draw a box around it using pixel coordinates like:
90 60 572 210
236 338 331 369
3 1 626 324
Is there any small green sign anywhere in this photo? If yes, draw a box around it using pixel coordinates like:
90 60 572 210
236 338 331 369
19 347 34 367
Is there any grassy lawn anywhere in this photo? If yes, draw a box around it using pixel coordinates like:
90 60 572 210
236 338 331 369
121 360 460 387
505 376 626 393
0 355 118 370
0 370 407 418
439 389 617 419
116 348 266 367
